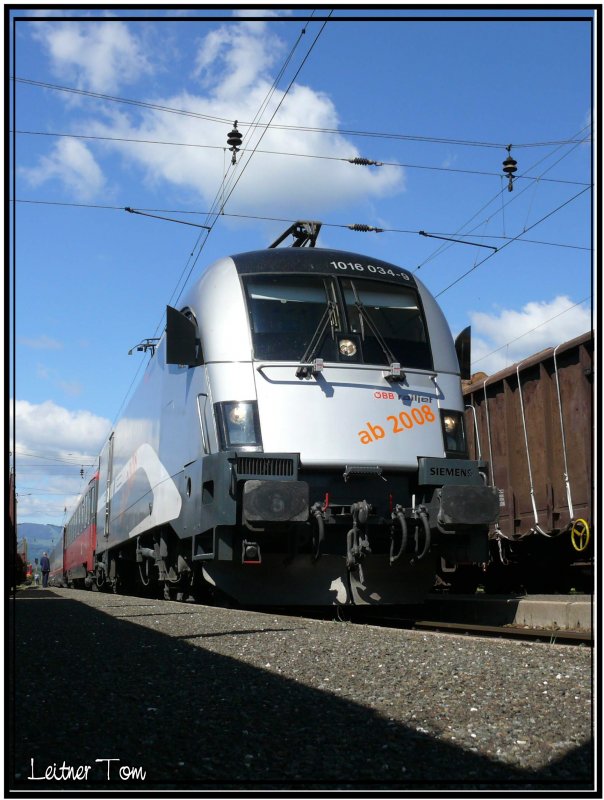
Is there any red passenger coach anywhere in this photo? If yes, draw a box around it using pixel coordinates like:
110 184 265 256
64 474 99 587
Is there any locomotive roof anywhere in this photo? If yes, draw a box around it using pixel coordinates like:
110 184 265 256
230 247 417 288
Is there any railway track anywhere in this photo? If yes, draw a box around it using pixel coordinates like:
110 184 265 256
355 615 593 645
36 583 593 644
294 594 593 645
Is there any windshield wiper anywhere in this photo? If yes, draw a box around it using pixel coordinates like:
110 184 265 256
351 286 405 382
295 300 338 379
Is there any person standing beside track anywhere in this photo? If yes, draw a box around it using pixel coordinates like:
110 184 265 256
32 559 40 587
40 553 50 588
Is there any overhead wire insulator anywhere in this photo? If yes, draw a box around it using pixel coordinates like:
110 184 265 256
227 120 243 165
502 144 517 192
348 224 384 233
347 157 383 166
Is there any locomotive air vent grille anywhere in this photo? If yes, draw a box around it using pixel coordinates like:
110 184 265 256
236 456 295 478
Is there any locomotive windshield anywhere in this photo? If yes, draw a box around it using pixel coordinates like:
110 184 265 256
341 278 432 370
244 274 339 361
243 273 432 370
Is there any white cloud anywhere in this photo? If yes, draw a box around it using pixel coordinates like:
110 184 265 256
193 21 283 98
32 21 153 92
19 137 105 201
13 399 110 456
84 23 403 216
470 295 592 375
12 400 111 523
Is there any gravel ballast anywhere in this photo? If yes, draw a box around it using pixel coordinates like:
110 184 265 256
9 587 594 791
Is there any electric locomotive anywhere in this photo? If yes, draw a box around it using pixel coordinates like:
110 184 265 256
92 222 499 605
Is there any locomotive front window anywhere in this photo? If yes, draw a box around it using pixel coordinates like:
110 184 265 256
243 272 432 369
244 275 339 361
342 278 433 370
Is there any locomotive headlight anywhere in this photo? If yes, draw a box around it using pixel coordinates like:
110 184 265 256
440 410 467 456
442 414 458 434
339 339 357 357
229 404 249 425
215 401 263 451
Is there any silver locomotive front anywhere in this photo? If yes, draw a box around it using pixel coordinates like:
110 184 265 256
168 246 498 605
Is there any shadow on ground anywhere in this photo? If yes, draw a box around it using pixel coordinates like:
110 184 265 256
8 588 593 792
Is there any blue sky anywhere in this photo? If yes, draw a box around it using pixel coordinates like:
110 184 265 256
9 7 594 526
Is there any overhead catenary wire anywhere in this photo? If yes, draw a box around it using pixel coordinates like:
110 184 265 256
435 185 590 298
414 125 591 272
12 77 590 150
419 231 498 251
125 207 211 230
415 125 591 270
17 464 96 468
13 198 591 254
16 449 97 464
427 232 590 252
13 129 591 188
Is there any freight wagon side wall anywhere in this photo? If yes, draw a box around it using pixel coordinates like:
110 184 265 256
464 332 593 539
556 337 593 524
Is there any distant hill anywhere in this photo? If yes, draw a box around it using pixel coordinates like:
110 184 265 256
17 523 62 563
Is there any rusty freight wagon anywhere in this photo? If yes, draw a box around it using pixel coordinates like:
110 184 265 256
461 331 593 594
